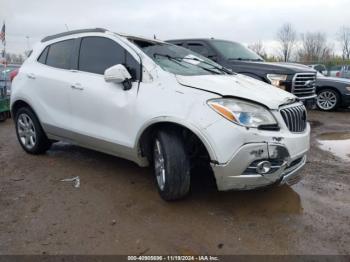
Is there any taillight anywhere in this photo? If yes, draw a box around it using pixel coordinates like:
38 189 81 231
336 72 340 77
10 69 19 82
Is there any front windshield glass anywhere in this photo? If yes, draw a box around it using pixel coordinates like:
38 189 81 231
129 38 230 76
211 40 263 61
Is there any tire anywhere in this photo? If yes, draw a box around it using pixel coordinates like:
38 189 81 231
316 89 340 111
15 107 52 154
153 129 191 201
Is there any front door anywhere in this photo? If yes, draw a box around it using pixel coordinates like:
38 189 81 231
69 36 141 158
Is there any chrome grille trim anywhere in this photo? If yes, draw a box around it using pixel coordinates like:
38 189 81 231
280 104 307 133
292 73 316 98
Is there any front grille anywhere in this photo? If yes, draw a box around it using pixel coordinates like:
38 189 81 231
292 73 316 98
280 104 307 132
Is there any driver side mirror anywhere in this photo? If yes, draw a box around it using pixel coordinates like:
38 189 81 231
104 64 132 84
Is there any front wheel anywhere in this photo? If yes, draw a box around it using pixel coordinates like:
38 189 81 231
153 129 191 201
15 107 52 154
316 89 340 111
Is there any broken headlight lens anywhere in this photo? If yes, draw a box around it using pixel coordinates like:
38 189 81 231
208 98 277 128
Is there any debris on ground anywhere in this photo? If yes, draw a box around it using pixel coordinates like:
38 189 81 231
60 176 80 188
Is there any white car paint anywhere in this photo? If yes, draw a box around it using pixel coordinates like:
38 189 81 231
11 30 310 191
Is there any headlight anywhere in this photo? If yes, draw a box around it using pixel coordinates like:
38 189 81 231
346 86 350 92
266 74 288 90
208 98 277 128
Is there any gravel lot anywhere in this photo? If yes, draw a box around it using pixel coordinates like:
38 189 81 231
0 109 349 255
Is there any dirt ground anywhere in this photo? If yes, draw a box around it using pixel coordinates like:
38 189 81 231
0 109 349 255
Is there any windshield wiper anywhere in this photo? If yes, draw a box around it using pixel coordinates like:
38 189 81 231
153 53 221 75
180 57 234 75
153 53 189 68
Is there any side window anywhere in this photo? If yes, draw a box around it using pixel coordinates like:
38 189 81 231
37 46 49 64
186 42 210 57
78 36 140 80
46 39 74 69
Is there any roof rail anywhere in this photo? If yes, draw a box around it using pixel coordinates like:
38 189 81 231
41 28 108 42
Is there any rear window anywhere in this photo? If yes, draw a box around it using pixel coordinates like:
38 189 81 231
187 43 209 57
45 39 74 69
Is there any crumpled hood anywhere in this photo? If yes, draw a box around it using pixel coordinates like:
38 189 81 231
176 74 296 109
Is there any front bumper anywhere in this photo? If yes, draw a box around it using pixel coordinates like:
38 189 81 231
211 141 308 191
299 96 317 110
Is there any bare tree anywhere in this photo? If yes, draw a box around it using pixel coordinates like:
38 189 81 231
248 40 267 59
276 23 297 62
4 53 25 64
298 32 333 63
338 26 350 60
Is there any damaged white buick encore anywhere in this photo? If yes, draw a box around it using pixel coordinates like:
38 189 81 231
11 28 310 200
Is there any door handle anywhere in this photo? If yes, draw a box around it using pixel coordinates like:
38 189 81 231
27 73 36 79
70 83 84 90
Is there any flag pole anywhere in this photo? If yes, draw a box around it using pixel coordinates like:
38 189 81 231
4 21 6 62
1 21 5 61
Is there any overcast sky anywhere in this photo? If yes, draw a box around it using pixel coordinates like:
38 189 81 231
1 0 349 55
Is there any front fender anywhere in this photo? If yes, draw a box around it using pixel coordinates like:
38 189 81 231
135 116 218 162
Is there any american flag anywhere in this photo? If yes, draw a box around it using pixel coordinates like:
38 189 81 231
0 23 5 44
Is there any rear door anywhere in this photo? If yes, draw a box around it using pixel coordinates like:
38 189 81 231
31 39 76 137
69 36 141 157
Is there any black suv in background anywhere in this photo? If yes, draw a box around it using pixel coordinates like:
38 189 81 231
167 38 317 108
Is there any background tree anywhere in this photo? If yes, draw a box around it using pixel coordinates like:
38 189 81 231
248 40 267 59
4 53 25 64
338 26 350 60
276 23 297 62
298 32 333 63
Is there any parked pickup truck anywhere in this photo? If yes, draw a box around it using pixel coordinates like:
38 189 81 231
167 38 317 109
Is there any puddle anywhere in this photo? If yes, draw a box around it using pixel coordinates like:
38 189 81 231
317 132 350 162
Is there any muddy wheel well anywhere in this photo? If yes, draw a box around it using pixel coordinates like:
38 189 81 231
11 100 32 117
139 122 212 167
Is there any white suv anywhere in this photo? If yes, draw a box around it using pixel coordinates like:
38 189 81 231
11 28 310 200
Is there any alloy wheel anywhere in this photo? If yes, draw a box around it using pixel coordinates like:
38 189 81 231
17 113 37 149
154 139 166 191
317 90 337 110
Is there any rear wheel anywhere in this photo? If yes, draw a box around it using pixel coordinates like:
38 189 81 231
153 129 191 201
15 107 52 154
316 89 340 111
